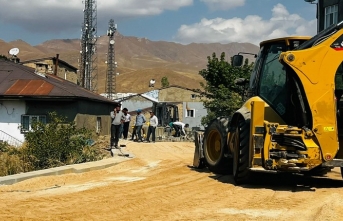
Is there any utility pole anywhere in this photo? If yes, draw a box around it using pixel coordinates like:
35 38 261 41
105 19 117 100
79 0 98 92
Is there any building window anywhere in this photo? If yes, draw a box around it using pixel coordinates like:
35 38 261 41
191 94 196 99
21 115 46 133
324 4 338 29
185 109 195 118
96 117 101 133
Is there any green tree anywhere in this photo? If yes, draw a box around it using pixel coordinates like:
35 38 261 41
199 52 254 125
161 76 170 87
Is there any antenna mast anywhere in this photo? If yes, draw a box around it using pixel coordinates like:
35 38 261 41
79 0 98 92
105 19 117 100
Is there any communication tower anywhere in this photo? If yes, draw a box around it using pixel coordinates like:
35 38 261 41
105 19 117 100
79 0 98 92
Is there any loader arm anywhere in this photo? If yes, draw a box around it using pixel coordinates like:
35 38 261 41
280 21 343 161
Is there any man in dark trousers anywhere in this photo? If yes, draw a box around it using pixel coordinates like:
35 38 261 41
130 109 146 142
121 108 131 140
110 104 124 149
145 111 158 143
172 121 189 137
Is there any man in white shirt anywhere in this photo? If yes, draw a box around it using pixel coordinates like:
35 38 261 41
121 108 131 140
110 104 125 148
172 121 189 137
145 111 158 143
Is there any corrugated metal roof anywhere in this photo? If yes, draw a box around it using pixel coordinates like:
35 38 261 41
0 60 116 104
5 80 54 95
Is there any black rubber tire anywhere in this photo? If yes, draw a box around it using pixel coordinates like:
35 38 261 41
233 119 251 184
203 117 233 174
193 131 205 169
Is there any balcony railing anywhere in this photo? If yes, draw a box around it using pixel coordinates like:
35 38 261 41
0 130 23 147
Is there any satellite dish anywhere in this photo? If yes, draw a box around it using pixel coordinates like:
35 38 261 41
149 79 156 87
110 40 115 45
9 48 19 56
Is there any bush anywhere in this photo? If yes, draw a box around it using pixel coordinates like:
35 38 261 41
24 112 103 170
0 112 107 177
0 143 34 176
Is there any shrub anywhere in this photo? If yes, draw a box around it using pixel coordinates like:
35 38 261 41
24 112 103 170
0 143 34 176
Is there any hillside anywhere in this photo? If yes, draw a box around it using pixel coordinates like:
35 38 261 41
0 33 259 93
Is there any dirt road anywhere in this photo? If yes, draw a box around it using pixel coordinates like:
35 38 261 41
1 141 343 221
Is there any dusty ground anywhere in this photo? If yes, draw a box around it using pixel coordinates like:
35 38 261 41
1 141 343 221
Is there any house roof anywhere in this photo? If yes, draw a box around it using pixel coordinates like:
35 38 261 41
0 60 116 104
120 93 158 103
21 57 78 71
128 106 152 116
158 85 202 93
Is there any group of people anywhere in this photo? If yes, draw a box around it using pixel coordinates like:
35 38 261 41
110 104 159 149
110 104 190 149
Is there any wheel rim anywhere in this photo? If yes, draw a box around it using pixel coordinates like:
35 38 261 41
206 130 221 163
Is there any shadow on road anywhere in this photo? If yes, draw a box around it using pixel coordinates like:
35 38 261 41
187 165 343 192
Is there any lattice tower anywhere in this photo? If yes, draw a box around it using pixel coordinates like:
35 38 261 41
105 19 117 99
79 0 98 92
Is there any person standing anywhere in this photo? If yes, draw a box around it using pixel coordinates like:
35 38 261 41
121 108 131 140
131 109 146 142
145 111 158 143
110 104 125 148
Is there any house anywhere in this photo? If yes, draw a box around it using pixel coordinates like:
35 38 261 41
0 59 117 146
119 86 207 130
318 0 342 32
120 93 158 113
21 55 78 84
158 85 207 130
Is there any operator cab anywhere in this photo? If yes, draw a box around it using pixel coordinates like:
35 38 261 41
234 35 343 136
233 37 311 128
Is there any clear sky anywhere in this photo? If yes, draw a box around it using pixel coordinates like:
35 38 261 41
0 0 318 46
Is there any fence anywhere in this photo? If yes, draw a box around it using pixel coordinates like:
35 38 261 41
0 130 23 147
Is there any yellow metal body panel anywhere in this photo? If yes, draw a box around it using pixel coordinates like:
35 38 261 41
249 101 265 167
241 96 286 124
280 30 343 160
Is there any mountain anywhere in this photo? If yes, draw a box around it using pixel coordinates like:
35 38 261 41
0 33 259 93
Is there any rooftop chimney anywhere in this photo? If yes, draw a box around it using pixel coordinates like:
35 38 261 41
54 54 59 75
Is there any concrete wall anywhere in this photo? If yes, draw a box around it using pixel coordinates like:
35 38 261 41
158 87 202 102
0 100 26 143
121 96 154 113
75 114 111 137
182 102 206 130
23 59 77 84
0 99 114 145
157 87 207 129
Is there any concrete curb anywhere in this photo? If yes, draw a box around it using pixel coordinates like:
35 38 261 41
0 154 132 186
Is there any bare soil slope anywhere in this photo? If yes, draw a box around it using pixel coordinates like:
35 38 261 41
0 34 259 93
1 141 343 221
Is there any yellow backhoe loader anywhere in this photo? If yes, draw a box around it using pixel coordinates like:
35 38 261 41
193 21 343 184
